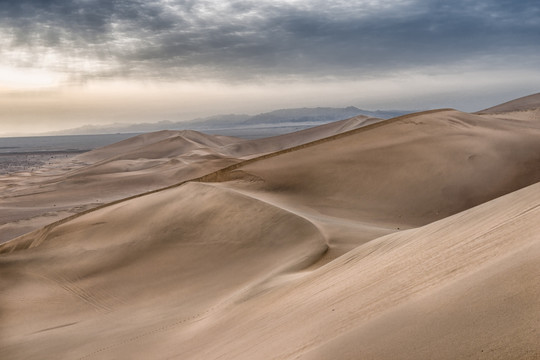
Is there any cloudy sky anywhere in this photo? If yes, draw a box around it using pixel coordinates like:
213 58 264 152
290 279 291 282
1 0 539 135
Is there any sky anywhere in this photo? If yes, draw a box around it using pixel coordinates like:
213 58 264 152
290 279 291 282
1 0 539 135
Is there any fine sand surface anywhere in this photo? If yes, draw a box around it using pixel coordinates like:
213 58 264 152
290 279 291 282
477 92 540 121
1 95 540 359
0 115 378 244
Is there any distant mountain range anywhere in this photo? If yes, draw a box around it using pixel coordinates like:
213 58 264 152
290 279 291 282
47 107 412 136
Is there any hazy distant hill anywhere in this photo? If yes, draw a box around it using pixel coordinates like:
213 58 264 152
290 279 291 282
242 107 406 125
46 107 411 136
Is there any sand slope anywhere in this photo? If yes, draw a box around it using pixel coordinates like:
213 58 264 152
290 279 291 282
477 92 540 121
2 156 539 359
0 182 327 359
220 110 540 247
478 92 540 114
0 117 378 244
1 96 540 359
178 181 540 360
76 130 241 163
222 115 380 158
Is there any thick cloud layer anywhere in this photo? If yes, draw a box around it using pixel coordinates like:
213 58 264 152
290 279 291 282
1 0 539 82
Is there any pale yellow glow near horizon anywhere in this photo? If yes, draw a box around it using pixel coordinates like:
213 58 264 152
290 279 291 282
0 66 65 91
1 69 539 136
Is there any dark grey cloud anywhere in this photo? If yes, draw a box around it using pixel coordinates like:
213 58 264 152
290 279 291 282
1 0 539 81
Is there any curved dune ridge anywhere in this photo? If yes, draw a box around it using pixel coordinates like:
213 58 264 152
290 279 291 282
221 114 381 158
0 116 379 244
1 94 540 359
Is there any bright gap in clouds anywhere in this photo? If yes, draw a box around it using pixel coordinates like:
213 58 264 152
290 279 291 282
1 67 539 136
0 66 64 91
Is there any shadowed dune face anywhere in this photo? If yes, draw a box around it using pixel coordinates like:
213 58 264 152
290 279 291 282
1 98 540 359
221 115 381 158
226 110 540 226
179 182 540 360
75 130 242 163
0 118 380 244
0 183 327 359
65 129 244 192
0 130 245 243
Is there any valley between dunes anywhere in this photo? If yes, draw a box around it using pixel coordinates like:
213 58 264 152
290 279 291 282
1 94 540 359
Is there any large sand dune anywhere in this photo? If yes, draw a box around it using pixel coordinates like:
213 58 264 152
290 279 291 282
211 108 540 261
477 92 540 121
0 182 327 359
1 94 540 359
0 116 378 243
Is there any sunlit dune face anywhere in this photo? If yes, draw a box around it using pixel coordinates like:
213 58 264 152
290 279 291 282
0 66 64 91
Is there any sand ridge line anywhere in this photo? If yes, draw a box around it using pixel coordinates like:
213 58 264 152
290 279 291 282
0 109 451 253
193 109 455 183
31 322 78 335
205 182 330 245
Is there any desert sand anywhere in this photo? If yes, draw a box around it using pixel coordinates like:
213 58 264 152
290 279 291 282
477 92 540 121
1 94 540 359
0 115 378 244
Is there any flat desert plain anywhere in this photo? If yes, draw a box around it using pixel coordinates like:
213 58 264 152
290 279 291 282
1 94 540 359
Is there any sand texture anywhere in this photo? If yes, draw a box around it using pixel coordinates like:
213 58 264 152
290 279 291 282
477 92 540 121
0 116 377 244
1 95 540 359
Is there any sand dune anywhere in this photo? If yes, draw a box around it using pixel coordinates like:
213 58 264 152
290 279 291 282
0 117 377 244
77 130 241 163
0 182 328 359
477 92 540 114
183 181 540 360
477 92 540 121
222 115 381 158
220 108 540 228
1 94 540 359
